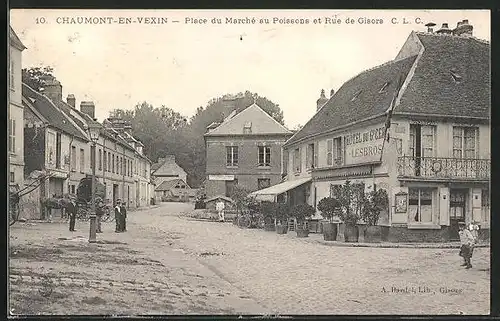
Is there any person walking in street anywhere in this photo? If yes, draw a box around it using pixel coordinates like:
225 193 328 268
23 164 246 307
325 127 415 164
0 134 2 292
114 200 122 233
120 201 127 232
216 198 225 222
67 197 77 232
459 221 475 269
96 197 104 233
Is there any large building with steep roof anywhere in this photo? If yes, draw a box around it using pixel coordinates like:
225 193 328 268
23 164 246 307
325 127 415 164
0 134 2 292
255 20 490 242
204 101 293 199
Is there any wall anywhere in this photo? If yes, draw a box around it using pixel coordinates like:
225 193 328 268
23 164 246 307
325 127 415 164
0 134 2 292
23 127 46 176
9 42 24 187
18 177 42 220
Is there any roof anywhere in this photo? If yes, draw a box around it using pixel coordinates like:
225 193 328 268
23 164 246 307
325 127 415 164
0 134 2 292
152 157 187 177
249 177 312 201
22 83 88 141
284 55 417 147
205 103 292 137
205 195 234 203
394 32 490 118
10 26 26 50
155 178 188 191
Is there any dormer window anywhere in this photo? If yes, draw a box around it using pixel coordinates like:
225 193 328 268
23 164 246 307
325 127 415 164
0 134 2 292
379 82 390 93
351 90 362 102
450 70 462 83
243 121 252 134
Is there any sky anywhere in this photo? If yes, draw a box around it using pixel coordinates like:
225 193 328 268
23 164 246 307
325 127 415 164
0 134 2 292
10 9 490 129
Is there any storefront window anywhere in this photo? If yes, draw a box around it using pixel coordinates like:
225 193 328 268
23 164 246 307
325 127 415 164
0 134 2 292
409 188 434 223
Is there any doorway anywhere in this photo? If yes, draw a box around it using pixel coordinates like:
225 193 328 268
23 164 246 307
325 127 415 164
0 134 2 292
113 184 119 205
449 189 467 241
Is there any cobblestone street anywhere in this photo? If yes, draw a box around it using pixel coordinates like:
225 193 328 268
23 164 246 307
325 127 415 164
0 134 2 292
9 203 490 315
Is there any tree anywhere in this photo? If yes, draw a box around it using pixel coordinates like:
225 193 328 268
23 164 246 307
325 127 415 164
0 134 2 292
22 66 55 91
361 189 389 226
317 197 340 223
331 180 365 226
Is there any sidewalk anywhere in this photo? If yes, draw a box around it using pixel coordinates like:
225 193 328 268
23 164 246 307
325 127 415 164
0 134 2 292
293 232 490 249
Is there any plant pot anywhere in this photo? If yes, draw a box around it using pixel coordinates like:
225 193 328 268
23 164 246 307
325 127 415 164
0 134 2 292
344 224 359 242
322 222 337 241
276 224 288 234
296 227 309 238
364 225 382 243
264 223 276 231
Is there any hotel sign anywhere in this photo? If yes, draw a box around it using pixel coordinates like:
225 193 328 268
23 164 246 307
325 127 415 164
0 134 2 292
344 124 385 165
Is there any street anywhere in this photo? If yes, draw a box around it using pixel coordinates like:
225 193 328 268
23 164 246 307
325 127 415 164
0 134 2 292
9 202 490 315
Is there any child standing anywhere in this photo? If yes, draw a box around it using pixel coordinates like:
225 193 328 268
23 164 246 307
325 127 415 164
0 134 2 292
458 222 475 269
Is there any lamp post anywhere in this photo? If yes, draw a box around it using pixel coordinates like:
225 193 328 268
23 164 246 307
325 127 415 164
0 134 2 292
86 121 101 243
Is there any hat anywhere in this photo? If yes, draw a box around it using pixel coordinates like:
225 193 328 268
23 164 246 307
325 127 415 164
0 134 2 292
458 222 466 226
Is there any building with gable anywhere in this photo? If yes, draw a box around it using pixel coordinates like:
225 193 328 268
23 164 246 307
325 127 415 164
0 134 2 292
9 26 27 188
204 100 293 199
255 20 490 242
151 155 188 187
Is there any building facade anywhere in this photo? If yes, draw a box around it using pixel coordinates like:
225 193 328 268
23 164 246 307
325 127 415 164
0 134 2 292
151 155 188 187
9 27 26 188
204 102 293 199
277 22 490 242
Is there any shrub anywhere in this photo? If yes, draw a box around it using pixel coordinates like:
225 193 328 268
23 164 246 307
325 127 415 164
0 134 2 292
361 189 389 226
275 203 289 225
331 180 365 226
290 203 316 225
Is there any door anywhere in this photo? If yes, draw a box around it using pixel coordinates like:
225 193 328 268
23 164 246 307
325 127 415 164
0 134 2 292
449 189 467 241
113 184 119 205
225 179 238 198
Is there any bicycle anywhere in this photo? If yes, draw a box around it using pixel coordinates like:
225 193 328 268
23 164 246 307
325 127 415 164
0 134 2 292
76 204 90 221
100 206 114 222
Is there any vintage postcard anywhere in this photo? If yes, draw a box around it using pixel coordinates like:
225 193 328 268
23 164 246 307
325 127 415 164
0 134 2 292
8 9 491 316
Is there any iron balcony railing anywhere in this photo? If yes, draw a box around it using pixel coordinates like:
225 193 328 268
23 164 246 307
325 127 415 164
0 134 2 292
397 156 490 180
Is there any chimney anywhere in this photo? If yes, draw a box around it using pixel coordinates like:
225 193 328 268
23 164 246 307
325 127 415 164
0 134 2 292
425 22 436 33
123 121 132 135
330 89 335 98
436 23 452 35
316 89 328 111
453 19 473 37
165 155 176 163
41 75 62 102
80 101 95 119
66 94 76 108
221 95 238 121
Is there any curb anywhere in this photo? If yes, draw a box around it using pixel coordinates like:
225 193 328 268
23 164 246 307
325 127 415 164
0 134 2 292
308 238 490 249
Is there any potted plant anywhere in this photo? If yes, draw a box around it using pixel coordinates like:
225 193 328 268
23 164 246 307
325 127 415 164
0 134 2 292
275 203 289 234
331 180 364 242
317 197 340 241
260 201 276 231
361 189 389 243
290 203 316 238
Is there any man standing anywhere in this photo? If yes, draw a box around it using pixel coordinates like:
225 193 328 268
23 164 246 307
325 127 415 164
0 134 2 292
114 200 122 233
459 222 475 269
216 198 225 222
96 198 104 233
67 197 77 232
120 201 127 232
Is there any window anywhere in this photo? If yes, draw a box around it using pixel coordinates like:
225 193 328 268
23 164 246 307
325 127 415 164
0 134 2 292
327 137 343 166
258 146 271 167
409 124 436 158
80 148 85 172
258 178 271 190
481 189 490 208
8 119 15 153
108 153 111 172
103 151 107 171
351 90 362 101
56 133 62 168
71 146 77 170
306 143 315 169
124 158 127 176
293 148 301 173
10 61 14 89
10 172 15 183
453 127 478 159
70 185 76 194
98 149 102 170
379 82 390 93
226 146 239 167
112 154 115 173
47 132 56 164
409 188 434 223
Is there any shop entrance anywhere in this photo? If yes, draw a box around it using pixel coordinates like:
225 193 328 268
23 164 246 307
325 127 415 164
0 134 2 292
449 189 467 241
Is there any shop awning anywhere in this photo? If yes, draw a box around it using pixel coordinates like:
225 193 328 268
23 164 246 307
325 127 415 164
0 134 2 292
249 177 312 201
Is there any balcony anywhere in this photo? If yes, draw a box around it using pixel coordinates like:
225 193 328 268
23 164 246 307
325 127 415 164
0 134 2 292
397 156 490 181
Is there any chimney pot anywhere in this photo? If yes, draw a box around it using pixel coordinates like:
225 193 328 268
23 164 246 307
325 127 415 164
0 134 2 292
330 89 335 97
316 89 328 112
425 22 436 33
